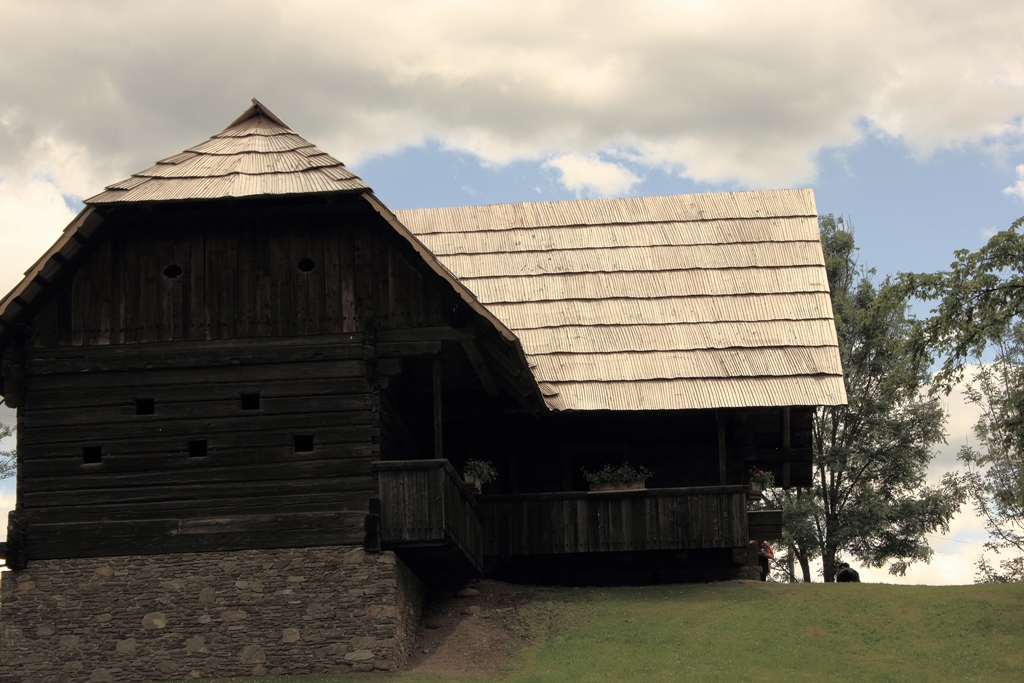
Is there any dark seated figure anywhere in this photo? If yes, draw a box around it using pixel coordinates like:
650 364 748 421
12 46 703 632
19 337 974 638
836 561 861 583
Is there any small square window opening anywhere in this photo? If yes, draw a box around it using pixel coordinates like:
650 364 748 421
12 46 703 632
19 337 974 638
83 446 103 464
294 435 314 452
136 398 155 415
241 393 261 410
188 440 208 458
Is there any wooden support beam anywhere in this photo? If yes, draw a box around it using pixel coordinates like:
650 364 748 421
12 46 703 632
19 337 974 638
509 450 519 494
717 410 728 485
433 354 443 459
782 407 792 489
377 327 475 342
741 447 813 462
460 340 499 397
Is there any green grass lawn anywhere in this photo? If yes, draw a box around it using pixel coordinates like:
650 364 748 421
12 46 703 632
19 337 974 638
186 581 1024 683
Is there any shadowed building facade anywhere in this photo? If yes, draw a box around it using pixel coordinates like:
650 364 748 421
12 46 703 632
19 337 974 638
0 101 845 681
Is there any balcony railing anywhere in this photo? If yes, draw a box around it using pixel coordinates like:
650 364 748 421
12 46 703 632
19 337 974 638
372 459 483 574
477 485 752 556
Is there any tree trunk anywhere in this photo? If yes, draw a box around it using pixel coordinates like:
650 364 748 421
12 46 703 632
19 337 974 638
798 552 812 583
822 545 838 582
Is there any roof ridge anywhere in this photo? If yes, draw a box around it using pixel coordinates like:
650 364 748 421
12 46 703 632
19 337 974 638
223 97 293 132
86 100 369 204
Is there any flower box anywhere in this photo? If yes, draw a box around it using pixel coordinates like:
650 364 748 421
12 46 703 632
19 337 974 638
462 460 497 494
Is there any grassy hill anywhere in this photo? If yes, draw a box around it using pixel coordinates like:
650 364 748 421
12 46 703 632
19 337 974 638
191 581 1024 683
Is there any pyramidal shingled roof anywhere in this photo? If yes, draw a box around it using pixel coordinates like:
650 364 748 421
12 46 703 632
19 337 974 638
86 99 369 204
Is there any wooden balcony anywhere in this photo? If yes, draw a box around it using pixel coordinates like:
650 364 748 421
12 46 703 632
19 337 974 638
747 509 783 541
372 459 483 579
478 486 752 556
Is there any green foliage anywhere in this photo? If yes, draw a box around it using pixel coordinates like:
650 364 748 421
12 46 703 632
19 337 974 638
0 421 14 480
464 459 499 484
747 467 774 488
903 215 1024 392
769 215 964 582
953 343 1024 583
580 463 653 485
903 216 1024 583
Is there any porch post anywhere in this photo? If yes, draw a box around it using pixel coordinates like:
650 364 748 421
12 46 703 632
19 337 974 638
717 409 727 485
433 354 443 459
781 406 791 488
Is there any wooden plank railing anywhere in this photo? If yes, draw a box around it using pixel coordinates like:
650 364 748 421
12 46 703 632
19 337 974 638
372 459 483 572
478 486 750 556
747 509 783 541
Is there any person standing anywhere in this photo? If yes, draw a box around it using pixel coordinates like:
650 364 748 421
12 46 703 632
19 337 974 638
757 540 774 581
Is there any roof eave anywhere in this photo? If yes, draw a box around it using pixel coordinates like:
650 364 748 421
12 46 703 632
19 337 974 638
362 191 549 411
0 206 106 350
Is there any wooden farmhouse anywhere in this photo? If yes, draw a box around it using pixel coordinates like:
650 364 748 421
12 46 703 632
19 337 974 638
0 101 846 680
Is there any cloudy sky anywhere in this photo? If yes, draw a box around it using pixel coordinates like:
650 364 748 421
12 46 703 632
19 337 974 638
3 0 1024 582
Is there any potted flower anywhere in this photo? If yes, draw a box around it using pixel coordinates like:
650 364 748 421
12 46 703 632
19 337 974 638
463 459 498 493
581 463 653 492
747 468 774 499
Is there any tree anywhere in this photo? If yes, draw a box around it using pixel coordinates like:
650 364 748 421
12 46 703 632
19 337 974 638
957 345 1024 582
903 216 1024 582
0 421 13 479
903 217 1024 389
768 215 964 582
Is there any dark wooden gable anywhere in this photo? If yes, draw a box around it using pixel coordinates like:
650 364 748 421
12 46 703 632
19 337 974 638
28 195 456 347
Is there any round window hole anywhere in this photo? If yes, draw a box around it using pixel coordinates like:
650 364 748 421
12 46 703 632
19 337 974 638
297 258 315 273
163 264 183 279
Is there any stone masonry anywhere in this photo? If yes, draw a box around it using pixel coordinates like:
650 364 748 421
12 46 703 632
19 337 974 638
0 545 424 683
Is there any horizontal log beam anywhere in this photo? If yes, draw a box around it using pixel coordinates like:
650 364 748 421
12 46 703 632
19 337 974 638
740 447 814 463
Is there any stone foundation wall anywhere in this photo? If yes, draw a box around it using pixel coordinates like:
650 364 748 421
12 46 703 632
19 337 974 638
0 545 424 683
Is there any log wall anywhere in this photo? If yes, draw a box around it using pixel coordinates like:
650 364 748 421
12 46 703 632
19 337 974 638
12 336 376 561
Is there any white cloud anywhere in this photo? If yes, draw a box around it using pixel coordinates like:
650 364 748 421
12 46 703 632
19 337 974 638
1004 164 1024 200
0 175 78 297
1 1 1023 187
544 154 640 196
1 0 1024 285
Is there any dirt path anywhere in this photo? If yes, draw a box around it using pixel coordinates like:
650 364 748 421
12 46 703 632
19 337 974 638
404 580 545 678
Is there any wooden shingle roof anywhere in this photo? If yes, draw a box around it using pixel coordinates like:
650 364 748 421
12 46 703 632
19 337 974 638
86 99 368 204
5 100 846 413
396 190 847 411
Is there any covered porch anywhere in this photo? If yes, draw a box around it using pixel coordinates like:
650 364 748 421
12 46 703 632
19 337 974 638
372 460 781 583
